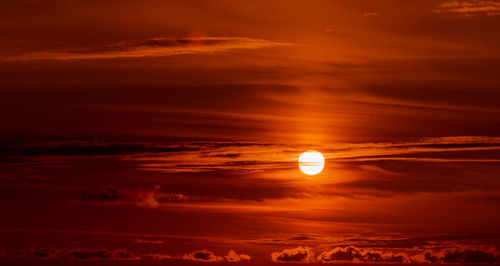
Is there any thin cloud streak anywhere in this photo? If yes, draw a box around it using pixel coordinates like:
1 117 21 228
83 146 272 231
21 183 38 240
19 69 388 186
3 37 290 61
434 0 500 16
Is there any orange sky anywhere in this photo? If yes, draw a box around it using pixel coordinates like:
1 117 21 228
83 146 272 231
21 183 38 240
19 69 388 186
1 0 500 265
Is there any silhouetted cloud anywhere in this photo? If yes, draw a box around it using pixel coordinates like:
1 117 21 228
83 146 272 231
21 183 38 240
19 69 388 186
182 249 250 262
202 153 242 158
317 246 409 263
29 247 60 259
80 186 187 208
80 188 120 203
22 247 139 261
4 37 290 61
183 249 223 262
224 250 252 262
271 245 500 264
425 247 500 264
434 1 500 16
289 234 316 241
271 246 313 263
69 248 139 261
17 247 249 262
0 141 197 156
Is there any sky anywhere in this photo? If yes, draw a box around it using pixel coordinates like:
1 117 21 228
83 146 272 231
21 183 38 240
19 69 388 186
0 0 500 265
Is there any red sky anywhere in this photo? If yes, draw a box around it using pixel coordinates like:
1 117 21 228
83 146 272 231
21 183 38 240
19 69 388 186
1 0 500 265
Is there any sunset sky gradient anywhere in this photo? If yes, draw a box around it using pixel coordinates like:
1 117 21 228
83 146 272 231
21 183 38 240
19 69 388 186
1 0 500 265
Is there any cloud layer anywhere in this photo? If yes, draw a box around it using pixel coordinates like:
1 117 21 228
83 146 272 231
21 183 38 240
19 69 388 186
271 246 500 264
16 247 250 263
21 247 139 261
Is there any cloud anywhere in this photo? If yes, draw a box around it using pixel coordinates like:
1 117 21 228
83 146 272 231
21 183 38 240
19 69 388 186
80 188 120 203
68 248 139 261
271 246 314 263
134 238 165 244
23 247 139 261
143 253 174 260
271 245 500 264
425 247 500 264
182 249 250 262
202 153 242 158
4 36 290 61
434 1 500 16
316 246 410 263
17 247 249 263
289 234 316 241
29 247 61 259
363 12 380 16
182 250 223 262
80 186 187 208
0 141 198 156
224 250 252 262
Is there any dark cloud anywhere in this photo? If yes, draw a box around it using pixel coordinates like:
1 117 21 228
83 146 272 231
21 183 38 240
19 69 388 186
182 249 250 262
289 234 316 241
69 249 113 260
182 249 223 262
0 141 197 156
80 188 119 203
16 247 249 262
21 247 139 261
30 247 60 259
317 246 409 263
344 234 492 249
426 247 500 264
203 153 242 158
271 246 313 263
79 186 187 208
271 245 500 264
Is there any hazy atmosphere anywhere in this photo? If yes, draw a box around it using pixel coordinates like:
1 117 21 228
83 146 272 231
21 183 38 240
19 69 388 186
1 1 500 265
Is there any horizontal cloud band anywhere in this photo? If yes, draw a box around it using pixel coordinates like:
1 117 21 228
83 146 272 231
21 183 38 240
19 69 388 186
3 36 290 61
271 245 500 264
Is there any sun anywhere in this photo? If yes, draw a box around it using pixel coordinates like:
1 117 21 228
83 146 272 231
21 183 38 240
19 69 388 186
298 150 325 175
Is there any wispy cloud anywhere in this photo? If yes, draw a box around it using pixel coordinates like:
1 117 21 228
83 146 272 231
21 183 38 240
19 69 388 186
132 136 500 173
134 238 165 245
434 1 500 16
3 37 290 61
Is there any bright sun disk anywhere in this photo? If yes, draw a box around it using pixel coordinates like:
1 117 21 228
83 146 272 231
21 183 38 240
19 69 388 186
298 150 325 175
